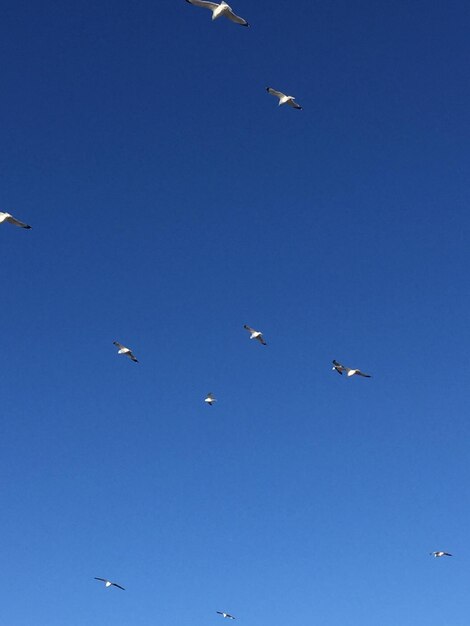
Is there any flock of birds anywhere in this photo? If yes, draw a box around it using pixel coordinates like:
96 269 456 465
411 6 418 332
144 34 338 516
2 0 454 612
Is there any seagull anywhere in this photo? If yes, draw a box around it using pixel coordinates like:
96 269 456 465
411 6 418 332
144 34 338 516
185 0 249 26
430 551 452 558
205 393 216 406
217 612 236 620
244 324 267 346
0 211 32 229
113 341 139 363
94 577 126 590
266 87 302 110
332 360 371 378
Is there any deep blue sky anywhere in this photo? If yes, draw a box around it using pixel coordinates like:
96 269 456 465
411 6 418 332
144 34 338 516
1 0 469 624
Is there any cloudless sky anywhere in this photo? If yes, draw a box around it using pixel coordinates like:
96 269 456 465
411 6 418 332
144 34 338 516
1 0 470 624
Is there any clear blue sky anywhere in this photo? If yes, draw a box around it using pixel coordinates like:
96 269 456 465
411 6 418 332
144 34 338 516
1 0 469 624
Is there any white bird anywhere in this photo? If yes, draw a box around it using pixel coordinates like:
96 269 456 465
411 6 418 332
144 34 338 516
266 87 302 110
94 577 126 590
185 0 249 27
332 360 371 378
244 324 267 346
0 211 32 229
205 393 216 406
430 551 452 558
217 612 236 620
113 341 139 363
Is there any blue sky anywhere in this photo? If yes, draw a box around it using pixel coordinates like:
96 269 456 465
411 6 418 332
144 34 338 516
1 0 469 624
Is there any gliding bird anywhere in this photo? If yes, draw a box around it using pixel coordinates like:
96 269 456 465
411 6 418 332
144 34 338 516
266 87 302 110
332 360 371 378
185 0 249 26
205 393 216 406
430 551 452 558
113 341 139 363
94 577 126 590
217 612 236 620
244 325 267 346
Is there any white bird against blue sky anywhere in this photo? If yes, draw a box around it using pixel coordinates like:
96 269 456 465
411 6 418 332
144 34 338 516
0 211 31 229
94 577 126 590
244 325 267 346
113 341 139 363
205 393 216 406
266 87 302 110
332 360 371 378
430 551 452 558
217 612 236 619
185 0 249 26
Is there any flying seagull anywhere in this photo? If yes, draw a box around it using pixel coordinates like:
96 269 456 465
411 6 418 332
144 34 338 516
185 0 249 26
0 211 32 229
94 577 125 590
113 341 139 363
205 393 216 406
332 360 371 378
217 612 236 620
430 551 452 558
266 87 302 110
244 324 267 346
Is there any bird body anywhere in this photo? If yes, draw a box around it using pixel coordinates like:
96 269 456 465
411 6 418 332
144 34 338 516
431 551 452 558
266 87 302 110
94 577 126 590
332 360 370 378
185 0 249 26
244 324 267 345
0 211 32 229
113 341 139 363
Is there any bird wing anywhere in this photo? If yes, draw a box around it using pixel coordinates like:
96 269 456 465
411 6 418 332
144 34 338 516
356 370 371 378
244 325 256 334
129 353 139 362
112 582 126 590
444 552 453 556
257 335 267 345
287 98 302 110
267 87 285 100
6 214 31 228
186 0 219 10
113 341 126 350
95 577 107 582
332 360 344 374
226 7 249 25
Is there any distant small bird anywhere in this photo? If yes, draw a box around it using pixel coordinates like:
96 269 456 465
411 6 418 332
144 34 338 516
332 360 371 378
94 577 125 590
0 211 32 229
266 87 302 110
205 393 216 406
217 612 236 620
113 341 139 363
185 0 249 26
430 551 452 558
244 324 267 346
